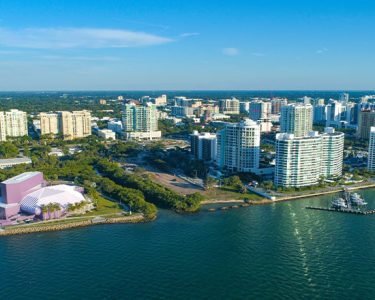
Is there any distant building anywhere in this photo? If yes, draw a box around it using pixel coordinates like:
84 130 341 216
98 129 116 140
57 110 91 140
217 119 260 172
280 104 313 138
108 120 123 133
0 109 28 141
99 99 107 105
122 103 161 140
155 94 167 106
190 131 217 161
249 101 271 121
39 112 59 135
271 98 288 114
219 98 240 115
239 101 250 113
357 110 375 140
313 104 327 124
0 157 32 169
368 127 375 172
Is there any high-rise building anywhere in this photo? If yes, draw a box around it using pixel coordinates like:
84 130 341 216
274 128 344 188
72 111 92 139
367 127 375 172
57 110 91 140
271 98 288 114
0 113 6 142
39 113 59 135
339 93 349 103
58 111 74 139
217 119 260 172
0 109 28 140
219 98 240 115
313 104 327 124
190 131 217 161
122 103 161 140
249 101 271 121
155 94 167 106
280 104 313 137
357 110 375 140
321 128 344 178
239 101 250 114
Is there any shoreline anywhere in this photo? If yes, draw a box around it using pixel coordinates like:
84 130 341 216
0 214 146 237
201 183 375 207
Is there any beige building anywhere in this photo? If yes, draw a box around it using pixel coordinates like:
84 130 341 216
39 113 59 136
42 110 92 140
72 111 91 139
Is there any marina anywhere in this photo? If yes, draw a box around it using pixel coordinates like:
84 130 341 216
305 206 375 215
306 188 374 215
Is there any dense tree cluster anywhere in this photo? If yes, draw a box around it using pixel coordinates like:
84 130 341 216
96 159 203 212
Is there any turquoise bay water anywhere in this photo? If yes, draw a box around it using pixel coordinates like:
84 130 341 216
1 190 375 300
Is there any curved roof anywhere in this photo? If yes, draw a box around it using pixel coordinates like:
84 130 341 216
20 184 85 215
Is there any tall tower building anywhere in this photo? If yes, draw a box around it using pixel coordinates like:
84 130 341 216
357 110 375 140
219 98 240 115
368 127 375 172
280 104 313 137
58 111 74 139
321 128 344 178
190 131 217 161
122 103 161 140
271 98 288 114
0 112 6 141
5 109 28 138
39 113 59 135
275 128 344 188
72 111 91 138
249 101 271 121
217 119 260 172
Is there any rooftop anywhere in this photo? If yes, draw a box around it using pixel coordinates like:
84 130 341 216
0 157 32 165
2 172 41 184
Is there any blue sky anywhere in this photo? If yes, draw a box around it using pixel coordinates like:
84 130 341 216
0 0 374 90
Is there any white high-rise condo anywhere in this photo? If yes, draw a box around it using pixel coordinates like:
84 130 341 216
368 127 375 172
0 109 28 141
280 104 313 138
274 128 344 188
217 119 260 172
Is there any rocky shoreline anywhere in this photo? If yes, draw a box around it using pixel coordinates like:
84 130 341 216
0 215 145 237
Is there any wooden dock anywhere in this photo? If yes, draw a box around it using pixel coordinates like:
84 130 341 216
305 206 375 215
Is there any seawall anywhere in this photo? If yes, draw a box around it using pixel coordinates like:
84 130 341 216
0 215 145 237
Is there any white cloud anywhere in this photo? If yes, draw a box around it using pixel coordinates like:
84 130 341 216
0 27 173 49
316 48 328 54
222 47 239 56
180 32 200 37
250 52 265 57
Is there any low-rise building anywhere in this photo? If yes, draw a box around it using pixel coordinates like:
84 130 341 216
98 129 116 140
0 157 32 169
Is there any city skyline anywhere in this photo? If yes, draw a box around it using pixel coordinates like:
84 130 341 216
0 0 375 91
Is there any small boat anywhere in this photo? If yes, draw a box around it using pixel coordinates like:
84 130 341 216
331 197 348 209
349 193 367 206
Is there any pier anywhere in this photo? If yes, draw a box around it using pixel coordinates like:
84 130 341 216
305 206 375 215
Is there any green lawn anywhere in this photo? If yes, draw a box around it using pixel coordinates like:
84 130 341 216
84 195 124 216
203 186 263 201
